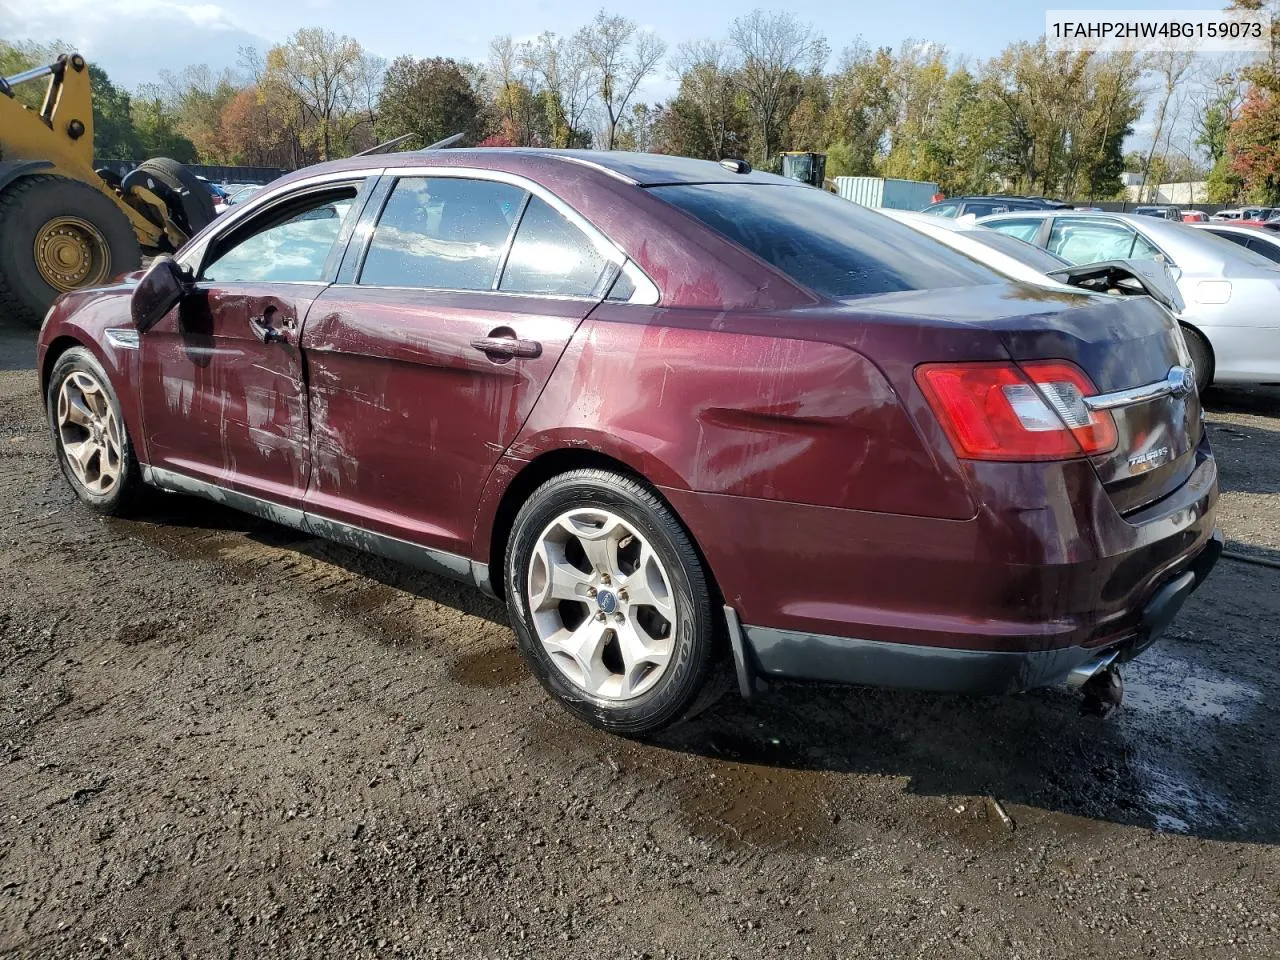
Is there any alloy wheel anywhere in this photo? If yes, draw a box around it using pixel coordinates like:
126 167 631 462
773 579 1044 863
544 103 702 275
56 370 122 496
527 508 678 701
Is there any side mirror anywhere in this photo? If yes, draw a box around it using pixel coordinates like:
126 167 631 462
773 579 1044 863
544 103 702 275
131 256 187 332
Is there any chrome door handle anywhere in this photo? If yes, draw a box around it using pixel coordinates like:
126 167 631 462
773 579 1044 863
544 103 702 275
470 336 542 360
250 311 294 344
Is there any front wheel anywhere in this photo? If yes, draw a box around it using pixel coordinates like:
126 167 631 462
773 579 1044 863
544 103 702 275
504 469 723 735
46 347 145 515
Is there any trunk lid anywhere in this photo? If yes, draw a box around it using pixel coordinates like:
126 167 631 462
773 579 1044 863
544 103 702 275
829 283 1201 516
986 290 1201 515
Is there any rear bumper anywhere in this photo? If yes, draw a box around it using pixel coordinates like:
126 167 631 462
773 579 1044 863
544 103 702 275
737 528 1222 693
663 442 1220 694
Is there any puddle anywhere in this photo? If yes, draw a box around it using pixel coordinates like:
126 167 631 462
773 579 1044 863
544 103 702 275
673 761 840 848
450 645 526 688
1124 667 1262 722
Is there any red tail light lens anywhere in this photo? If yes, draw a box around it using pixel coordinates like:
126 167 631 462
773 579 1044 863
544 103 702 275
915 360 1118 461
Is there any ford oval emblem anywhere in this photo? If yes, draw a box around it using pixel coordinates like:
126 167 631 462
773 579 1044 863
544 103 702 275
1168 365 1195 397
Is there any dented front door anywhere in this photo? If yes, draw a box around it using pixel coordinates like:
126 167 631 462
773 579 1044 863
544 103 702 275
138 283 320 504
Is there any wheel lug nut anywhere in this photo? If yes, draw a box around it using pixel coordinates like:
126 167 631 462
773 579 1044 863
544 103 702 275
600 573 611 584
587 587 597 598
595 611 606 621
614 612 625 622
618 590 628 602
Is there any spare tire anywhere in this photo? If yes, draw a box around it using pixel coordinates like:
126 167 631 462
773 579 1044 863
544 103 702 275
122 158 216 238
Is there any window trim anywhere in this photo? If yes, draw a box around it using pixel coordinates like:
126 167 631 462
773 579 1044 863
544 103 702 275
355 167 660 305
178 170 378 281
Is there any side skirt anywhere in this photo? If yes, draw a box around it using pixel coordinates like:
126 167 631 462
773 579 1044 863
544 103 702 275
145 465 480 586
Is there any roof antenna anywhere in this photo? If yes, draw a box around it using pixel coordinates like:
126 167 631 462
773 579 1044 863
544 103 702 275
353 133 416 157
422 132 466 151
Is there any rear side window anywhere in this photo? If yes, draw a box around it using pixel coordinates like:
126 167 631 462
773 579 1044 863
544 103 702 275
962 202 1008 218
360 177 524 290
1047 219 1137 264
652 183 1003 299
923 202 960 218
499 196 610 297
985 219 1043 243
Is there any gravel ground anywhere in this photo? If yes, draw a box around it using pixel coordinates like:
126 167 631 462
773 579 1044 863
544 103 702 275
1 318 1278 959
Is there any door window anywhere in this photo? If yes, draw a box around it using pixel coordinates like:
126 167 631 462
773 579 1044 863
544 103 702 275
1046 219 1137 264
1128 232 1165 261
499 196 610 297
984 218 1043 243
359 177 525 290
923 202 961 218
202 188 358 283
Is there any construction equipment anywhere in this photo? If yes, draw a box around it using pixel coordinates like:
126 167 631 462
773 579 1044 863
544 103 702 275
0 53 217 327
780 151 827 188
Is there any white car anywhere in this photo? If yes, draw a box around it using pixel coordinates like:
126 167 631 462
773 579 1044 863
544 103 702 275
1192 223 1280 266
978 210 1280 392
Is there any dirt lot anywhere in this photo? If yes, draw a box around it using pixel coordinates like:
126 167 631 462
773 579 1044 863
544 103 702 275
2 318 1279 959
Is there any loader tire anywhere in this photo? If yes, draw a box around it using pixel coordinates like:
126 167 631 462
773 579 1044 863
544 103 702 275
129 158 216 236
0 174 141 329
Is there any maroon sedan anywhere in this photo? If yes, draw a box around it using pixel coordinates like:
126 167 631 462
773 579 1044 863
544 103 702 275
37 150 1221 733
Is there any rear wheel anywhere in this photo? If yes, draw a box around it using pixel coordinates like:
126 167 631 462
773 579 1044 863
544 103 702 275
1181 325 1214 395
504 469 724 735
0 175 141 327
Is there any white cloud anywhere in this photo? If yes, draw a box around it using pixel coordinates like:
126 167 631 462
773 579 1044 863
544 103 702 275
4 0 267 88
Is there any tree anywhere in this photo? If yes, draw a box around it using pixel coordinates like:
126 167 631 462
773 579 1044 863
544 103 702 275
521 31 599 148
669 39 745 159
824 42 897 176
131 96 197 162
583 11 666 150
377 56 484 149
1228 87 1280 202
265 28 367 160
488 35 543 146
728 10 828 162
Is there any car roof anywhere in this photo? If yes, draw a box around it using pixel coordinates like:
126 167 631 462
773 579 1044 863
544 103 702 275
279 148 793 188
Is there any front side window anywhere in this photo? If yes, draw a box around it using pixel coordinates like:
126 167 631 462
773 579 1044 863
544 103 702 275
962 201 1008 218
360 177 525 290
202 188 358 283
1046 219 1138 265
499 196 611 297
983 218 1043 244
652 183 1003 299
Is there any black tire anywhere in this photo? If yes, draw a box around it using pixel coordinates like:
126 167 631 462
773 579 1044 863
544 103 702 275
504 469 724 735
46 346 145 516
0 175 141 328
1181 324 1214 395
131 158 216 236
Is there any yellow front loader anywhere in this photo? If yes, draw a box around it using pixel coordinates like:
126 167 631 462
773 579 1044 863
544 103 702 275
0 53 216 326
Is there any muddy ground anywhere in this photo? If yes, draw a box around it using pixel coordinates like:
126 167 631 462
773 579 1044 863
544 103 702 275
1 317 1278 959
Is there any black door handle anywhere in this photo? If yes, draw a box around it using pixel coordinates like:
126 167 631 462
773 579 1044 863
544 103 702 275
470 335 542 360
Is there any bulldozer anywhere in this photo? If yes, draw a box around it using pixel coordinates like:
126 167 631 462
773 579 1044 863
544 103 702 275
0 53 217 327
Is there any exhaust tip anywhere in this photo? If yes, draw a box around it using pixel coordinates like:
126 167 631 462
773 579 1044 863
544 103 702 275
1066 649 1120 689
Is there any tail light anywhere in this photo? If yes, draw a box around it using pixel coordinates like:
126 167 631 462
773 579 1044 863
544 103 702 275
915 360 1117 461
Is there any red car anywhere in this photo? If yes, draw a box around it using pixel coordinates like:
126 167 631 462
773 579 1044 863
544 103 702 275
37 150 1221 733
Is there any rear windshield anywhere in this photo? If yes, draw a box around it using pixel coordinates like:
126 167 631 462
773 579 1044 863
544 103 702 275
650 183 1005 299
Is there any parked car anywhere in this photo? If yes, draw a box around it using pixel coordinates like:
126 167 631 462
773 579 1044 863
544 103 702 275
979 209 1280 393
225 184 263 209
195 176 231 216
1212 209 1245 221
921 195 1066 218
1182 210 1210 223
884 209 1184 311
1193 223 1280 264
38 150 1221 732
1133 205 1182 220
